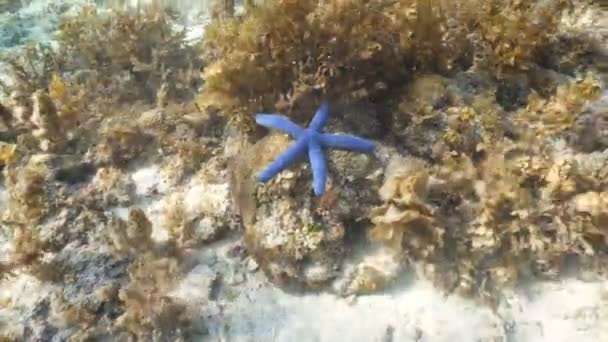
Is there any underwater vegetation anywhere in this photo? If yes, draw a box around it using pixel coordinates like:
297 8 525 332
217 0 608 301
196 0 600 129
0 4 210 340
0 0 606 339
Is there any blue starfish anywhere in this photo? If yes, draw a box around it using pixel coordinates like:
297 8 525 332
255 101 375 196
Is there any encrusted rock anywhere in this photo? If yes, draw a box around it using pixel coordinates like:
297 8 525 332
334 246 403 296
159 174 233 247
231 132 382 289
571 90 608 152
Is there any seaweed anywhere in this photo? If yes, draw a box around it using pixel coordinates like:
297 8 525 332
1 4 201 111
197 0 417 129
55 5 199 104
0 43 63 96
195 0 589 130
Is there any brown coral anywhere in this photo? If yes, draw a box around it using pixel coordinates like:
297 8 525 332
0 3 605 336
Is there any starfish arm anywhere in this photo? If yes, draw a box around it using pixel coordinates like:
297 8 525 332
255 114 304 138
308 139 328 196
319 133 375 153
309 101 330 131
257 138 308 182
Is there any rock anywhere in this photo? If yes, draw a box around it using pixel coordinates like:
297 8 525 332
230 132 383 290
159 176 233 246
50 157 96 185
137 108 174 131
453 71 495 98
571 90 608 152
495 74 531 111
245 257 259 272
171 264 218 302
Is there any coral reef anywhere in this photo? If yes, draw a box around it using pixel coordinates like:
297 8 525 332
0 0 607 339
216 0 608 301
0 3 213 340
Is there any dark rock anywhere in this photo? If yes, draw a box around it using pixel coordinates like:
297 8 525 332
495 75 530 111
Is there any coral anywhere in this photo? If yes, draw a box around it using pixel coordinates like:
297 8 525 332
3 155 52 226
575 191 608 226
0 3 607 339
159 138 210 185
79 167 135 207
89 125 154 167
336 247 404 296
159 176 233 248
107 208 154 256
115 255 195 340
137 107 177 132
29 90 65 152
365 132 608 302
256 101 375 196
210 0 236 19
3 90 31 128
441 105 484 154
103 208 202 339
0 142 16 165
46 73 84 132
0 4 203 166
160 193 191 245
0 0 23 13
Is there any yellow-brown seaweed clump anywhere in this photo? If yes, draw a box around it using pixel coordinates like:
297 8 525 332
463 0 574 75
197 0 453 129
196 0 589 130
368 127 608 303
369 156 442 259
